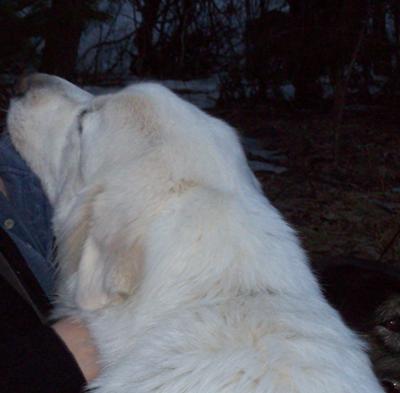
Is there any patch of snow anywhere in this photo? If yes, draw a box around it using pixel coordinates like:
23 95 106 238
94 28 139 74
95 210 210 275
161 78 219 109
280 83 295 101
242 137 287 161
178 92 218 109
344 104 373 111
386 11 396 43
248 149 287 161
242 136 287 174
249 160 287 174
241 137 261 150
319 77 334 98
161 78 219 93
368 85 382 96
247 148 287 162
83 85 121 95
84 78 220 109
371 71 389 84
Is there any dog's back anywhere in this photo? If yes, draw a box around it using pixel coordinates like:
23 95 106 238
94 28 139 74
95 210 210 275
7 75 385 393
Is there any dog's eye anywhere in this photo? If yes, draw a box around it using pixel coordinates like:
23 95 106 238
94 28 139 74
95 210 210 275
382 379 400 393
78 109 89 134
382 317 400 333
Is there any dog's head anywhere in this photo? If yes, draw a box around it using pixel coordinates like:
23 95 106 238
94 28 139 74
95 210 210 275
7 74 261 311
7 74 93 204
8 74 258 207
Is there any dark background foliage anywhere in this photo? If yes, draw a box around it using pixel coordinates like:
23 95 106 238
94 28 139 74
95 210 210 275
0 0 399 259
0 0 399 262
1 0 399 262
1 0 399 114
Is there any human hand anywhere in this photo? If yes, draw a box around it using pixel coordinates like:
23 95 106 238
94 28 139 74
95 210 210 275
0 176 7 198
52 318 100 383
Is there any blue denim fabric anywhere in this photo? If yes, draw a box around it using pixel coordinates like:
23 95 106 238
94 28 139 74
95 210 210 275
0 133 55 297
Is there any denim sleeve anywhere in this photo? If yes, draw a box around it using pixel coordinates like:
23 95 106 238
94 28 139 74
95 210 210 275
0 133 55 297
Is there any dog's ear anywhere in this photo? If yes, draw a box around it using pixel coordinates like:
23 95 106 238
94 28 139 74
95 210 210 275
61 186 144 311
74 235 109 310
75 231 144 310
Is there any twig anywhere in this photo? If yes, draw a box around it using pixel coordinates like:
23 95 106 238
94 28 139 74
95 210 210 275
368 199 398 215
333 9 368 163
378 223 400 261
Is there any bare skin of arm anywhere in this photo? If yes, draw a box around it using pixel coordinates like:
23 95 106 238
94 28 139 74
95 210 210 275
1 176 100 383
0 177 7 198
52 318 100 382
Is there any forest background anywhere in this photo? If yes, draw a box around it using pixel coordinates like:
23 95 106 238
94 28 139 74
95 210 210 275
1 0 400 262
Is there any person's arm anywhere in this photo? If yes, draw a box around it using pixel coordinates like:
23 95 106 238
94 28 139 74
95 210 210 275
0 276 98 393
0 177 7 197
52 318 100 383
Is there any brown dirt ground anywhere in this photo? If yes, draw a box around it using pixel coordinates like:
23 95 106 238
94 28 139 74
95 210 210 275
213 104 400 266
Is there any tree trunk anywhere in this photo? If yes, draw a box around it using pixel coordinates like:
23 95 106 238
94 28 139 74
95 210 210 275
392 2 400 82
372 1 389 75
131 0 161 76
331 0 367 123
40 0 85 80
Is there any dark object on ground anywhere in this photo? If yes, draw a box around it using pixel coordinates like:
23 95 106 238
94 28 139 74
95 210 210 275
315 257 400 392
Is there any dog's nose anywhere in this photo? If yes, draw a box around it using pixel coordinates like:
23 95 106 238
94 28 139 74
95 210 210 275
13 73 53 98
13 73 34 98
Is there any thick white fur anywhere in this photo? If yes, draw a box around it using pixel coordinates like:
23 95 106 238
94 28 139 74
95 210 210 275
8 74 383 393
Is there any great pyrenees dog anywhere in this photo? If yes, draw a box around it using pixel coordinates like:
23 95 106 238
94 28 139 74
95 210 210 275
7 74 383 393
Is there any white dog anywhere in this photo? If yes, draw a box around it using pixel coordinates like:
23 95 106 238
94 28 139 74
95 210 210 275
8 74 384 393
